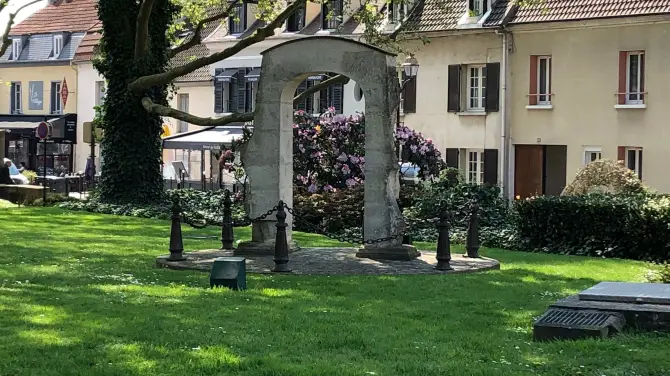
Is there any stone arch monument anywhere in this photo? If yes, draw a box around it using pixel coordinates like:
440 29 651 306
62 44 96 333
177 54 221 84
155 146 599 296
236 36 418 260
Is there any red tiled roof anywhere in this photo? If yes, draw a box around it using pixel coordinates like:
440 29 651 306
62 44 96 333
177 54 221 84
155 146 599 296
73 25 101 62
488 0 670 26
10 0 99 36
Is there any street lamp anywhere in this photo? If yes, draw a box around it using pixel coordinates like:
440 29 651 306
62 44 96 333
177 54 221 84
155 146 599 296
397 54 419 246
402 54 420 79
397 54 419 128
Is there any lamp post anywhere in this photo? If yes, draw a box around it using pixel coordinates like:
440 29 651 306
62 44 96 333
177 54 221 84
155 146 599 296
397 54 419 245
397 54 420 130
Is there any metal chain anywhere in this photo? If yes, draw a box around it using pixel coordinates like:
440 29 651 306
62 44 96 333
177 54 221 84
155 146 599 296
231 206 279 227
283 203 439 245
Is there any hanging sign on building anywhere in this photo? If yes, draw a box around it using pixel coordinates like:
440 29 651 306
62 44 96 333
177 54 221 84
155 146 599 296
61 77 69 108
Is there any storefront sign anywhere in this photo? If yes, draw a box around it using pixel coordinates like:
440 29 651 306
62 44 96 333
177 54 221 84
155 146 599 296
29 81 43 110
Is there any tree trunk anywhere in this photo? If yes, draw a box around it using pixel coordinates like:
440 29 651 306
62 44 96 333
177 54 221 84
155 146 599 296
95 0 176 204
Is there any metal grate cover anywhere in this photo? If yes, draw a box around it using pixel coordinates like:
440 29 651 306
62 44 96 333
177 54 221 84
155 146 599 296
533 308 626 342
536 309 612 327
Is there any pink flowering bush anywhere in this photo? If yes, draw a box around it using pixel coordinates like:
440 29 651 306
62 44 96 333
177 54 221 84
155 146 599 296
220 109 444 191
294 109 444 190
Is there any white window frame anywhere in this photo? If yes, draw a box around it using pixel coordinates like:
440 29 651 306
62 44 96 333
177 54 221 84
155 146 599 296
222 82 231 113
537 56 551 105
625 147 643 179
250 81 257 112
53 35 63 58
467 65 486 111
11 39 21 60
177 93 189 133
11 82 21 114
392 0 411 23
471 0 485 16
51 82 63 115
626 51 644 105
466 149 484 184
94 81 106 106
583 147 602 166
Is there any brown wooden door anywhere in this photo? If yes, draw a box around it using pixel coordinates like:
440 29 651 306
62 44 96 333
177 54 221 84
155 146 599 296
515 145 544 199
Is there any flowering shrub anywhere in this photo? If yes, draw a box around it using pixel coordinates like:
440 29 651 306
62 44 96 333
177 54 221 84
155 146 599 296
219 109 445 191
561 159 647 196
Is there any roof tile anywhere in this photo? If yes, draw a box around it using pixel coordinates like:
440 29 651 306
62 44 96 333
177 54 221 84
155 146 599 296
404 0 468 32
10 0 99 35
488 0 670 26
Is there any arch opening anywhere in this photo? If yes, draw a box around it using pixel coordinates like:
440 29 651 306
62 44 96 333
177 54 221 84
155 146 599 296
236 36 418 261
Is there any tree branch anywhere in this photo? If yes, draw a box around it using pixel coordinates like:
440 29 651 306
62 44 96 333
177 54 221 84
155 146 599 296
134 0 156 60
168 2 238 59
0 0 42 57
292 75 350 106
290 4 408 105
142 97 253 126
129 0 307 92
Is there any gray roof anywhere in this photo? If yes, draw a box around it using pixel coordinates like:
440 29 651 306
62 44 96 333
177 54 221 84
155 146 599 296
0 32 84 63
170 8 223 83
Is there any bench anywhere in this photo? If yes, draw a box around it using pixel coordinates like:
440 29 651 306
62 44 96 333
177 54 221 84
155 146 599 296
0 184 47 205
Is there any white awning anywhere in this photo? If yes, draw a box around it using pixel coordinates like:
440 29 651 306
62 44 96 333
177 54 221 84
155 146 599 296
162 124 250 150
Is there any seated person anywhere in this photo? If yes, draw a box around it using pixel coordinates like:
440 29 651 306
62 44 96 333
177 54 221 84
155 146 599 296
0 159 14 184
4 158 28 184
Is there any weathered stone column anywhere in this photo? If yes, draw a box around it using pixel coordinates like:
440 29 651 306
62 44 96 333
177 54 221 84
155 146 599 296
354 60 419 261
236 63 296 256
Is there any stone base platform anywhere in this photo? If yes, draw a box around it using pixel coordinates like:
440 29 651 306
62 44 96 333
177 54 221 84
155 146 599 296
156 248 500 275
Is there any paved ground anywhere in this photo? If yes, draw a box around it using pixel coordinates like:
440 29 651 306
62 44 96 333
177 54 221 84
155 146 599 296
156 248 500 275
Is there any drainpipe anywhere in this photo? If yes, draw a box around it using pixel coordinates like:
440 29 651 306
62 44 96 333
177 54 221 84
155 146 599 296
495 28 510 199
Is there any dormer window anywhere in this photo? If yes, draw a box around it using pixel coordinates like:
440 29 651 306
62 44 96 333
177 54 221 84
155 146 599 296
286 2 306 32
229 1 246 35
53 35 63 58
468 0 488 17
322 0 343 30
11 39 21 60
389 0 412 24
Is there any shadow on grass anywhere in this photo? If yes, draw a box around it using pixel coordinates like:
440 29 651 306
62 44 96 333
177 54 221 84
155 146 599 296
0 265 632 375
1 207 667 375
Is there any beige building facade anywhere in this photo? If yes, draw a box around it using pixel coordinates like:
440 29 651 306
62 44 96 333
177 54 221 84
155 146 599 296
509 16 670 196
398 0 670 197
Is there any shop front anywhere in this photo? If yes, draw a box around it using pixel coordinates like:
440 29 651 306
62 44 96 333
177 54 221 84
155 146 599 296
0 114 77 176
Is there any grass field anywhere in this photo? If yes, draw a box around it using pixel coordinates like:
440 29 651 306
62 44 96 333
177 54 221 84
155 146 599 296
0 207 668 376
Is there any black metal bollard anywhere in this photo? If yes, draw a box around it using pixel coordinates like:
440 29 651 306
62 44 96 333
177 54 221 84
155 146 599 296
168 196 186 261
272 201 292 273
435 209 453 270
465 201 481 258
221 190 235 249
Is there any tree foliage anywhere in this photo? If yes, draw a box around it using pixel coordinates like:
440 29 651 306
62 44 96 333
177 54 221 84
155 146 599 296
95 0 421 203
94 0 177 204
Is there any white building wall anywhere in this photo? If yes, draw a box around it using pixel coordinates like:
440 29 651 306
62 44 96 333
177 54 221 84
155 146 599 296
73 61 104 173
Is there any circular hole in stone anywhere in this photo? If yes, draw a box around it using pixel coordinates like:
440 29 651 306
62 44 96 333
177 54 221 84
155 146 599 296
354 82 363 102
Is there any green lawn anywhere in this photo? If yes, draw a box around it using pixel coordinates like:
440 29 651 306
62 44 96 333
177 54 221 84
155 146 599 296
0 207 668 376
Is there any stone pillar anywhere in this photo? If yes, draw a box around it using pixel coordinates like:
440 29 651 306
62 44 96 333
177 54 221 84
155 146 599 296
236 70 296 256
354 61 419 261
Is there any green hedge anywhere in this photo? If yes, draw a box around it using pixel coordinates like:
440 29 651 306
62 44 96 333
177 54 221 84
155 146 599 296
59 189 247 224
514 193 670 262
